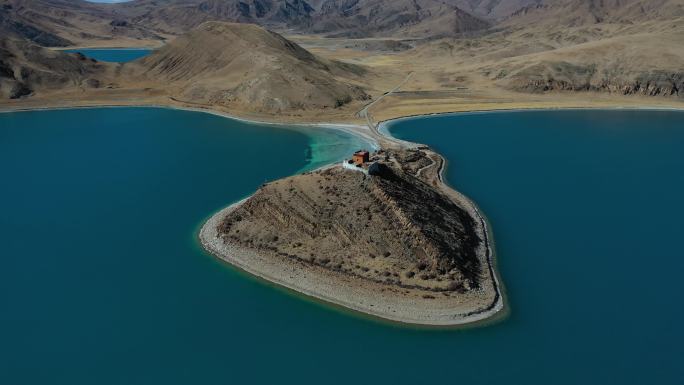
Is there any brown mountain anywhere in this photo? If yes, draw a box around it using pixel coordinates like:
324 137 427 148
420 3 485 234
310 0 490 38
0 0 166 47
117 0 316 35
450 0 542 19
130 21 370 112
0 0 494 45
504 0 684 28
0 37 109 98
4 0 684 45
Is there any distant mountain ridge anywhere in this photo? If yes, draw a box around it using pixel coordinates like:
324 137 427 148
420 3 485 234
4 0 684 46
505 0 684 25
2 0 683 105
0 0 495 44
118 0 316 35
450 0 543 19
309 0 491 38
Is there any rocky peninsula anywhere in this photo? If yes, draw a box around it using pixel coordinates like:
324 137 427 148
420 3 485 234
200 141 504 326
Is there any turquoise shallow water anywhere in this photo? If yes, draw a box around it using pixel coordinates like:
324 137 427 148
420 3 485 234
64 48 152 62
1 107 682 384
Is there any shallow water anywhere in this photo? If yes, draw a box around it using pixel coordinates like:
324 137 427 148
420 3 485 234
64 48 152 62
1 108 682 384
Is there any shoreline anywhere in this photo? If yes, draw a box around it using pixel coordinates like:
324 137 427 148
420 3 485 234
56 47 155 51
375 105 684 136
195 107 509 326
376 122 507 325
199 195 503 327
0 103 381 149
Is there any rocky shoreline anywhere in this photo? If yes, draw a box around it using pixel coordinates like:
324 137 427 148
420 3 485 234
199 192 503 326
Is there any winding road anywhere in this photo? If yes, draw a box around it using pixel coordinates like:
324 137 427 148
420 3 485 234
357 71 414 134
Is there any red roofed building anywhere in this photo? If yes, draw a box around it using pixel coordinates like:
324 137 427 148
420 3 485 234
352 150 369 165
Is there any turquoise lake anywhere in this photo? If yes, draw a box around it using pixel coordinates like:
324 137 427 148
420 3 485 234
64 48 152 62
1 108 682 384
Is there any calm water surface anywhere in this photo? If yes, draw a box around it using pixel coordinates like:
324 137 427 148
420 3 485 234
64 48 152 62
390 110 684 384
1 108 682 384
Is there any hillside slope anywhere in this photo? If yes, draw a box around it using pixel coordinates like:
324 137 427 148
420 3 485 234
0 0 165 47
200 147 501 324
451 0 543 19
132 22 370 112
501 0 684 44
486 33 684 98
310 0 490 38
0 37 109 99
118 0 315 35
0 0 495 44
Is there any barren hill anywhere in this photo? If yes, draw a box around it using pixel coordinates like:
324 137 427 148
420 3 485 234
485 33 684 98
0 0 495 44
0 37 110 99
201 148 501 324
117 0 315 35
500 0 684 44
0 0 165 47
450 0 543 19
506 0 684 26
471 0 684 97
310 0 490 38
8 0 684 45
132 22 370 112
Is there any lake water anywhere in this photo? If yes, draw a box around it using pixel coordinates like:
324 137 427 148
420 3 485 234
64 48 152 62
1 108 682 384
389 110 684 384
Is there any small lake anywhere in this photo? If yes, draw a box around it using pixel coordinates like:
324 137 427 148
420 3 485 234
64 48 152 62
1 108 682 384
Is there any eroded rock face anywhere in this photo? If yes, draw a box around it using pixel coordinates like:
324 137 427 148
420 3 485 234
218 149 485 293
500 61 684 98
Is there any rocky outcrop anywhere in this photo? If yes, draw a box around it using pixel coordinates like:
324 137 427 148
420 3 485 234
499 61 684 98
